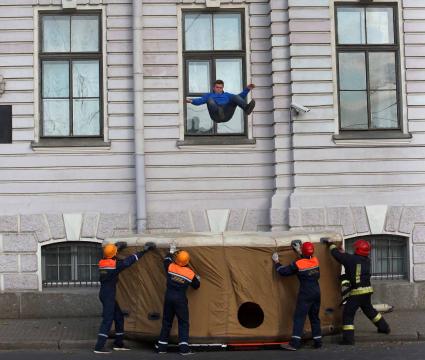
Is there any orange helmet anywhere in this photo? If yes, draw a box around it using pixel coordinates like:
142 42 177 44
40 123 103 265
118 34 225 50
354 239 371 257
103 243 118 259
302 242 314 257
175 250 190 267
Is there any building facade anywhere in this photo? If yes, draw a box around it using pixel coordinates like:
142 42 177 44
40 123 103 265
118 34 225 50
0 0 424 315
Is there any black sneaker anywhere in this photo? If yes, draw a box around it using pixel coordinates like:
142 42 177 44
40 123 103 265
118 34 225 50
244 100 256 115
94 348 112 354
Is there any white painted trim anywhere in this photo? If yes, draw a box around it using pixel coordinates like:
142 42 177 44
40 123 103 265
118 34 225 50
177 3 253 142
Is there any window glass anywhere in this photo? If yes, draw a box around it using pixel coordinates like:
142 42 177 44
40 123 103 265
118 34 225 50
186 104 214 135
188 61 210 93
72 60 100 98
71 16 99 52
370 90 398 129
43 99 70 136
73 99 100 136
215 58 243 94
185 14 213 50
366 8 394 44
337 7 366 44
369 52 396 90
338 53 366 90
43 61 69 97
43 16 70 52
340 91 368 129
214 13 242 50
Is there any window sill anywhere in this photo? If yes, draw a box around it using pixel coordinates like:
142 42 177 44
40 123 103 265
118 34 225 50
177 136 256 149
333 131 412 145
31 138 111 151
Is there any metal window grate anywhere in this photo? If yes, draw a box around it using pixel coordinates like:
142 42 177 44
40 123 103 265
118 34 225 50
345 235 408 280
42 242 102 287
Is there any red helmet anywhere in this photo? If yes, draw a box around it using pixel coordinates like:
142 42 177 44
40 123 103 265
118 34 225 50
354 239 371 256
302 242 314 257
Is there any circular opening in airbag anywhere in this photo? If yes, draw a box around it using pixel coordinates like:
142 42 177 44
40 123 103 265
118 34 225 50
238 302 264 329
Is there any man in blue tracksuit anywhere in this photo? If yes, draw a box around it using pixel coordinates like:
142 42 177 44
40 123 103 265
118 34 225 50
272 242 322 351
94 241 156 354
186 79 256 123
157 246 200 355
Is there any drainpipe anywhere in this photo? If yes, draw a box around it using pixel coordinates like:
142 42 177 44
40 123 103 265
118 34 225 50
133 0 147 232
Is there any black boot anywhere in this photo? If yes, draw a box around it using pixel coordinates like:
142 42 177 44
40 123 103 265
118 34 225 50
376 318 391 334
340 330 355 345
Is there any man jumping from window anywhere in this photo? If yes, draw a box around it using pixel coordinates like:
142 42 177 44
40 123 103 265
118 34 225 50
186 80 256 123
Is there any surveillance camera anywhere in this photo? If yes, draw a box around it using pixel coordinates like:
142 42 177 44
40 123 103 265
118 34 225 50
290 103 310 113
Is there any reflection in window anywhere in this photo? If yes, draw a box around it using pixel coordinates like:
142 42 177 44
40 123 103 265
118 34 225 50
336 4 400 131
42 242 102 287
40 13 102 137
183 11 246 136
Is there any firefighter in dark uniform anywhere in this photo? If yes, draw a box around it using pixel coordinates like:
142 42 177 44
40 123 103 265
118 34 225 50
157 245 200 355
272 241 322 351
322 238 391 345
94 241 156 354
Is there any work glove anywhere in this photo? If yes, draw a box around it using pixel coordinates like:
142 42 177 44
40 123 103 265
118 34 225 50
320 237 333 247
291 240 302 256
144 241 156 252
170 243 177 254
115 241 128 252
195 275 201 281
272 252 279 263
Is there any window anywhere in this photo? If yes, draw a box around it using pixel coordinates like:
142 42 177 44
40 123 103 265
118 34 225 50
40 13 102 138
335 4 401 131
183 11 246 136
345 235 408 280
42 242 102 287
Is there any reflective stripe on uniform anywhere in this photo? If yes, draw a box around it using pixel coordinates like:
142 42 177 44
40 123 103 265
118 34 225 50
168 271 193 283
355 264 361 284
313 336 322 339
134 254 138 261
291 336 301 339
98 333 108 338
276 266 284 272
158 341 168 345
179 342 189 345
342 325 355 331
329 244 337 250
115 332 124 336
372 313 382 323
295 257 319 271
341 280 350 286
350 286 373 296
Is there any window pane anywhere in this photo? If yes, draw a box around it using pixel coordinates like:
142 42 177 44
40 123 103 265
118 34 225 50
188 61 210 93
73 99 100 136
215 59 243 94
217 107 244 134
186 104 213 135
340 91 368 129
338 53 366 90
43 99 70 136
73 60 100 98
46 266 58 282
78 265 90 281
369 53 396 90
214 13 242 50
185 14 213 50
366 8 394 44
71 16 99 52
42 61 69 98
59 266 72 281
337 7 366 44
42 16 70 52
370 90 398 129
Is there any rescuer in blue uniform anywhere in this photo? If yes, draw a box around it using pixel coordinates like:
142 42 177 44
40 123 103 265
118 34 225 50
272 241 322 351
322 238 390 345
94 241 156 354
157 245 200 355
186 80 256 123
